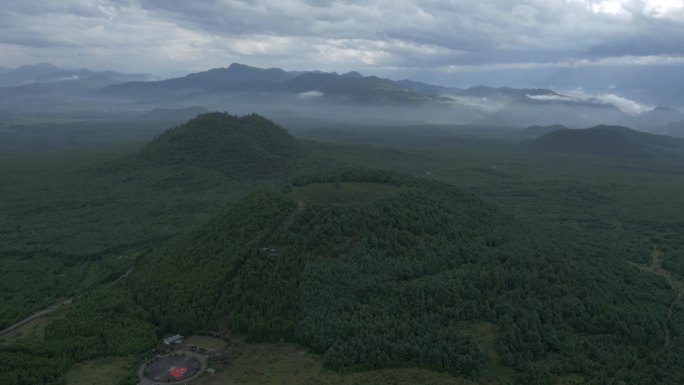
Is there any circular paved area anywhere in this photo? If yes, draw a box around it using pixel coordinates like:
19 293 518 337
139 351 207 385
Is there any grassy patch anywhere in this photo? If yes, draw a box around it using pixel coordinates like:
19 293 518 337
193 342 477 385
66 357 135 385
186 335 228 351
0 305 69 344
457 321 498 361
456 321 515 380
289 182 402 205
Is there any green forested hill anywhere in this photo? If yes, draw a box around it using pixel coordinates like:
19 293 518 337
0 113 315 257
528 125 684 157
128 169 676 383
133 112 305 178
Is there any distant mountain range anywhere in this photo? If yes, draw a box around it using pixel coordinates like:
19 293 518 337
1 62 683 131
103 63 436 106
0 63 153 88
450 63 684 108
102 63 613 108
98 63 638 127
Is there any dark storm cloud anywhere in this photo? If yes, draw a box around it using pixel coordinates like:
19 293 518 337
0 0 683 78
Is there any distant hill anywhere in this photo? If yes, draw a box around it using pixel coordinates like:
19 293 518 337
662 119 684 138
520 124 569 139
620 106 684 132
458 86 560 100
283 72 432 104
528 125 684 156
394 79 462 95
0 63 152 88
134 112 304 178
456 86 621 113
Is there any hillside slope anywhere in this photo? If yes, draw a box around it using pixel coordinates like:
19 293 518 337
134 112 304 178
128 169 671 382
663 120 684 138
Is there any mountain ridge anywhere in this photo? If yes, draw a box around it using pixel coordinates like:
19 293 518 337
0 63 153 88
3 62 682 129
528 125 684 156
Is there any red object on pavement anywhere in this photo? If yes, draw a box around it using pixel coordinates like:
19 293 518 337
169 366 188 379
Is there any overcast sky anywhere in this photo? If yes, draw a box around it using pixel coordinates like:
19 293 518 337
1 0 683 83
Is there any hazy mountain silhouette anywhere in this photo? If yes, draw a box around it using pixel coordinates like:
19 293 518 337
0 63 152 88
529 125 684 156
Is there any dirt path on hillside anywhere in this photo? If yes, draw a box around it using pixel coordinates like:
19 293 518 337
210 201 306 325
630 249 683 350
267 201 305 285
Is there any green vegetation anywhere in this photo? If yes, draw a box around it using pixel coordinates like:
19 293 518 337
0 285 155 385
528 125 684 157
0 141 266 256
128 168 675 382
129 190 298 334
0 120 169 151
134 112 305 179
66 357 136 385
185 335 228 351
1 112 684 384
288 181 403 205
192 342 477 385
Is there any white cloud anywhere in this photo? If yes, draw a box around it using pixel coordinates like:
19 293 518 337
445 96 509 112
297 90 324 99
565 89 654 114
643 0 684 17
526 94 579 102
435 54 684 74
591 1 629 16
570 0 683 16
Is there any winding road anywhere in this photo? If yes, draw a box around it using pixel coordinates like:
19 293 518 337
630 249 684 350
0 266 135 339
0 299 72 338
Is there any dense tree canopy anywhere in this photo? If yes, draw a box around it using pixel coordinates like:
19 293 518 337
128 169 678 383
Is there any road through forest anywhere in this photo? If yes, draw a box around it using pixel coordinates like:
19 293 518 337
630 249 683 350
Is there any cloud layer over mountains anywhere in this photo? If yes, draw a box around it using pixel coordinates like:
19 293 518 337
2 0 683 81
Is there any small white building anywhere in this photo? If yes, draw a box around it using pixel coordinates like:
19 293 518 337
163 334 184 345
206 368 217 376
